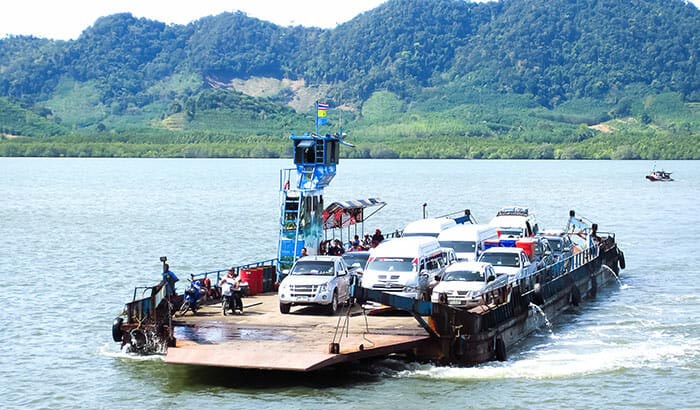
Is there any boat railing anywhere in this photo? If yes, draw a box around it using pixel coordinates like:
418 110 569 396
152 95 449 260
189 258 279 292
125 282 168 325
280 168 300 192
507 243 599 294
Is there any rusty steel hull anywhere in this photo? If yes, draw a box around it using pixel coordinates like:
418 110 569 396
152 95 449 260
428 243 622 365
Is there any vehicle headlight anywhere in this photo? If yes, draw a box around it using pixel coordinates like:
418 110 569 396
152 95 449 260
403 286 418 293
319 283 328 292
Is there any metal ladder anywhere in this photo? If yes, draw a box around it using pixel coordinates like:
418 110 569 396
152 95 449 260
279 191 303 270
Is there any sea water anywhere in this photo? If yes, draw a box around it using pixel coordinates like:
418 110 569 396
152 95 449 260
1 158 699 410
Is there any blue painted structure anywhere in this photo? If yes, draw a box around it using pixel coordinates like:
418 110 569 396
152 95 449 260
277 132 344 275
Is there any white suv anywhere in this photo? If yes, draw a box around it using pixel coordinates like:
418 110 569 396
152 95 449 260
278 256 351 315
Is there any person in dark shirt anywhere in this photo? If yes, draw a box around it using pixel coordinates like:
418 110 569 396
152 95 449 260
162 263 179 297
328 239 345 256
371 229 385 248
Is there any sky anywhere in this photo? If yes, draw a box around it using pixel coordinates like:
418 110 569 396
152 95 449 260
2 0 699 41
0 0 388 40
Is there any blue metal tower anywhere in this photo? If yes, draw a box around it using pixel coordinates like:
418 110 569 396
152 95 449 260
277 132 343 274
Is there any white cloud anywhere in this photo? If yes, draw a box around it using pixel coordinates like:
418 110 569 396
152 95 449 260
0 0 387 40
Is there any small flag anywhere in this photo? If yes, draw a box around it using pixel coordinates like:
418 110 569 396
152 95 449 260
317 101 329 126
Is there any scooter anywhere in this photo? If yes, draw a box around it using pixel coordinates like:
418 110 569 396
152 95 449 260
222 287 243 316
176 278 202 317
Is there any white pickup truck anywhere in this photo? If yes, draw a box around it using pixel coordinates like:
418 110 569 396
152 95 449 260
278 255 352 315
477 247 536 283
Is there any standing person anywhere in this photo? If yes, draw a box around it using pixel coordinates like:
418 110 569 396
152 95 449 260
301 247 308 257
201 274 218 300
229 270 243 313
162 263 178 298
371 229 385 248
219 269 237 314
329 239 345 256
335 239 346 255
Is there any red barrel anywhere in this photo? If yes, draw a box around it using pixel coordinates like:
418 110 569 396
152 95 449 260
240 268 257 296
251 267 264 295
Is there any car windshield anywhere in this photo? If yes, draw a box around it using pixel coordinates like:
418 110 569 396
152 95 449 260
403 232 439 237
545 238 563 251
438 240 476 253
290 261 335 276
366 257 415 272
479 253 521 267
499 228 523 237
443 269 484 282
343 253 370 267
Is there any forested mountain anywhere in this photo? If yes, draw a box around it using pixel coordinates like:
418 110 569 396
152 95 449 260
1 0 699 159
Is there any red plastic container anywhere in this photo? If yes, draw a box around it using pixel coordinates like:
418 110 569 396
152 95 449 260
250 267 264 295
240 268 258 296
516 238 535 260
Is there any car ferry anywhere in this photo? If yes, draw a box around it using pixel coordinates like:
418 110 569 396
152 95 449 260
112 122 625 371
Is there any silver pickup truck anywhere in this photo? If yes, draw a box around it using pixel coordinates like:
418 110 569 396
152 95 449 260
278 255 352 315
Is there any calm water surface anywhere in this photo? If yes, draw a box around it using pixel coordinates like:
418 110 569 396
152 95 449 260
1 158 699 410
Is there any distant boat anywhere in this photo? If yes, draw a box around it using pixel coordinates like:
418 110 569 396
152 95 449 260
646 169 673 182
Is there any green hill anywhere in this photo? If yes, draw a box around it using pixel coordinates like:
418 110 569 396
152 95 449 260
0 0 699 158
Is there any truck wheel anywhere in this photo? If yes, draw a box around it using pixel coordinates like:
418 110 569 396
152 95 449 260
280 302 291 314
327 292 339 315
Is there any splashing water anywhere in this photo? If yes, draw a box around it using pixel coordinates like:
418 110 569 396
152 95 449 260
601 264 623 285
529 302 552 330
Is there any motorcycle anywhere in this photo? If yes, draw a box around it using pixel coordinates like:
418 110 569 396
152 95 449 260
176 278 202 317
221 281 243 316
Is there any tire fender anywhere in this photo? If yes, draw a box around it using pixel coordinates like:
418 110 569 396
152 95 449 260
112 317 124 342
618 250 626 270
532 283 545 306
495 338 507 361
589 274 597 299
453 336 466 358
570 285 581 307
130 329 147 350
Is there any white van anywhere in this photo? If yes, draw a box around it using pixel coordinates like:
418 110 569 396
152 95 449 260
489 206 540 238
401 217 457 238
437 224 499 262
361 236 446 299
